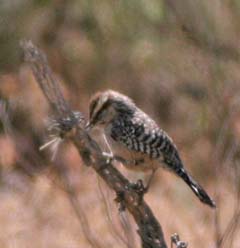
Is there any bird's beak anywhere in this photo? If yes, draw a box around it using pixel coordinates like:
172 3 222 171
85 121 93 131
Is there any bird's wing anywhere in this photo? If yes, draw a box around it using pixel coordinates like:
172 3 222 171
110 119 181 164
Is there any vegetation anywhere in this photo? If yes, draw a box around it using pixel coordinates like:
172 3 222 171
0 1 240 247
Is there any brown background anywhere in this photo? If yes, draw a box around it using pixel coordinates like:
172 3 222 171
0 1 240 247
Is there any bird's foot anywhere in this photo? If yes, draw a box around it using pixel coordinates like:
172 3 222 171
115 180 147 211
128 179 148 204
129 179 148 194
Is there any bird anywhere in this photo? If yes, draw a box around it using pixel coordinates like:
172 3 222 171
86 90 216 208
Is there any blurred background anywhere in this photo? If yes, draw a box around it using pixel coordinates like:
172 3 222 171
0 0 240 247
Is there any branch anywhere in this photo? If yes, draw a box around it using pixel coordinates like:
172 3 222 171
20 40 168 248
170 234 188 248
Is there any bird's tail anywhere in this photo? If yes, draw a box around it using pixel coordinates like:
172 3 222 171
176 167 216 208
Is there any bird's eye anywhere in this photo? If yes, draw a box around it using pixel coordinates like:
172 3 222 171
90 108 106 126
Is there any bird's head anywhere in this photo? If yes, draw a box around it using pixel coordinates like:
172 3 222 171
86 90 135 130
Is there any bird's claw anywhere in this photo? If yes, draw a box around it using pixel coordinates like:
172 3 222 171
127 179 148 204
129 179 148 194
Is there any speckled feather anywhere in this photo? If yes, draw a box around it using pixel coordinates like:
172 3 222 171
109 109 180 165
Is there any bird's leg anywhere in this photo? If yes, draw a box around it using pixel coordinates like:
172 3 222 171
127 169 157 204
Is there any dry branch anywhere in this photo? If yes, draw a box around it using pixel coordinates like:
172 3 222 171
170 234 188 248
21 40 168 248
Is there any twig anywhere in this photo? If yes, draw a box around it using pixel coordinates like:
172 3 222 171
21 40 168 248
170 234 188 248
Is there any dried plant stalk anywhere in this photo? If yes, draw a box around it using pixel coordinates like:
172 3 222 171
21 40 168 248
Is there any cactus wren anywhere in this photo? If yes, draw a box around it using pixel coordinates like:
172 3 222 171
87 90 216 208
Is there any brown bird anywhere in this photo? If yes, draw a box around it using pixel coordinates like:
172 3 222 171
87 90 216 208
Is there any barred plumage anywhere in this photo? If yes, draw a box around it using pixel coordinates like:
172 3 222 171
87 90 216 208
